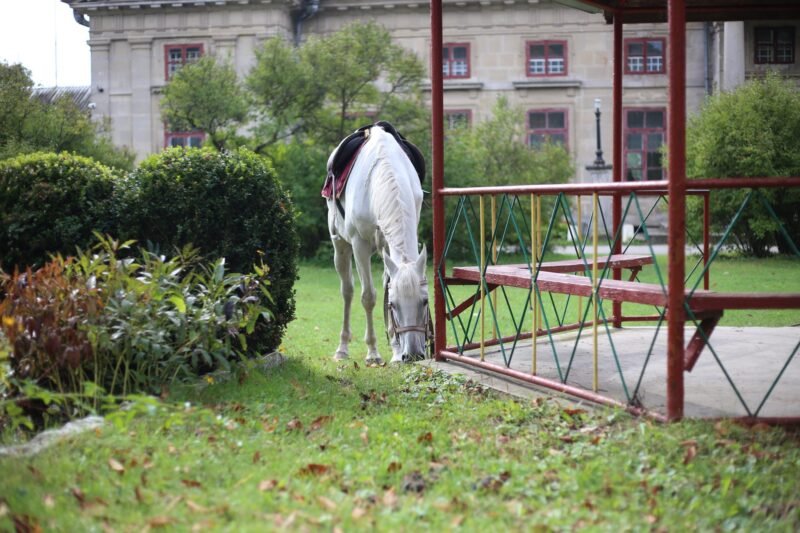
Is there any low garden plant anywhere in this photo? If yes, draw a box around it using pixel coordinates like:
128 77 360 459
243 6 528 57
0 235 271 430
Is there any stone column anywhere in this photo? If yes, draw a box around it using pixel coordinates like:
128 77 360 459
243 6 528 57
722 21 745 92
130 39 153 158
88 39 111 119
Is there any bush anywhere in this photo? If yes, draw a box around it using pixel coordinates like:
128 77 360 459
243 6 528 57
686 73 800 256
0 237 271 418
0 152 119 271
119 148 298 353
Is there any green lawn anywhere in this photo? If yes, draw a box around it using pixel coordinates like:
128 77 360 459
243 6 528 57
1 260 799 531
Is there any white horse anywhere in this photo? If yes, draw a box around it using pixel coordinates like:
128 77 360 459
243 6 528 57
326 123 429 364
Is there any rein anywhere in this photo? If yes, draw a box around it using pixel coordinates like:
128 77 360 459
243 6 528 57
383 278 434 359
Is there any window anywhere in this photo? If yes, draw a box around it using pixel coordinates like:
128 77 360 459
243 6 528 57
444 110 472 130
165 131 205 148
526 41 567 77
527 109 567 148
754 27 795 64
443 43 470 79
165 44 203 80
624 108 665 181
625 38 666 74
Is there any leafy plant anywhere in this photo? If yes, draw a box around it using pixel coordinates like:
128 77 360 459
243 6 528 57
0 235 271 427
686 72 800 256
0 151 120 271
119 148 298 354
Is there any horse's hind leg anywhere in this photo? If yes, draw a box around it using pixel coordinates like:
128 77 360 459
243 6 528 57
332 236 354 360
352 239 383 365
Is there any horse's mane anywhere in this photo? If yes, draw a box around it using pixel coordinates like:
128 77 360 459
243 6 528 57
369 128 417 263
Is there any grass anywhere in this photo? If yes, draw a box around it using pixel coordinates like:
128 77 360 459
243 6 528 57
1 260 799 531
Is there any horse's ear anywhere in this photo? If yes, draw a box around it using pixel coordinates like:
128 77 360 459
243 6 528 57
416 245 427 275
384 249 399 278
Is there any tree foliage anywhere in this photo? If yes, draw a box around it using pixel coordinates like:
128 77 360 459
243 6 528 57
160 56 249 151
686 73 800 256
0 62 134 170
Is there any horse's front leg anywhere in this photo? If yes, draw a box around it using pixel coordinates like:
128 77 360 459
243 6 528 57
353 239 383 365
332 236 354 360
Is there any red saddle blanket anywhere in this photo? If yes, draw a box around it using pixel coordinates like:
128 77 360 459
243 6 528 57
321 144 363 200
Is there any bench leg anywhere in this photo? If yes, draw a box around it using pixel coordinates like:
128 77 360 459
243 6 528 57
447 283 499 321
684 314 722 372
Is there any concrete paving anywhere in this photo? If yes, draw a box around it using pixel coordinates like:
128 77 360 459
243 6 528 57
426 326 800 419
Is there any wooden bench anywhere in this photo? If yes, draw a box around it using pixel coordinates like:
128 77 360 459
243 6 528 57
446 254 800 372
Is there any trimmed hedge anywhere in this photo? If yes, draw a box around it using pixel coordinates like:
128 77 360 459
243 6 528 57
119 148 298 354
0 152 118 271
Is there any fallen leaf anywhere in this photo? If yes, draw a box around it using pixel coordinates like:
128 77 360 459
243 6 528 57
387 462 402 473
647 514 658 524
360 432 369 444
562 408 587 417
351 507 368 519
298 463 331 477
185 500 209 513
26 466 43 481
258 479 278 492
353 361 360 370
191 520 216 532
383 488 398 507
71 487 86 505
252 451 261 464
149 516 173 528
683 444 698 465
417 432 433 444
309 415 333 432
402 471 426 493
181 479 203 489
43 494 55 509
451 515 465 527
0 501 8 518
167 445 177 454
108 458 125 474
12 514 41 533
286 417 304 432
317 496 338 511
135 486 145 504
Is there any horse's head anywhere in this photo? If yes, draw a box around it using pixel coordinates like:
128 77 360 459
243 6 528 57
383 246 430 363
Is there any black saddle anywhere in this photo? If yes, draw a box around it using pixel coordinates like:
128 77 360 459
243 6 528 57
328 121 426 184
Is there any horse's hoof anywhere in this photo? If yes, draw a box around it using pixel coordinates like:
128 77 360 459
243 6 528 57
365 355 385 367
333 351 349 361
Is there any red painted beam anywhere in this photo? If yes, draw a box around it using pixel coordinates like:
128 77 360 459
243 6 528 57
431 0 445 361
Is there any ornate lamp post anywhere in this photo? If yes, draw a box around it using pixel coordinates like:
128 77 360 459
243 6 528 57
591 98 608 168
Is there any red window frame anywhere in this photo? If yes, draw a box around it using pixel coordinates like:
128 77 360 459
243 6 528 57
624 38 666 74
754 27 795 65
444 109 472 129
443 43 471 79
525 40 568 77
164 131 205 148
164 43 204 81
527 109 568 148
623 108 666 182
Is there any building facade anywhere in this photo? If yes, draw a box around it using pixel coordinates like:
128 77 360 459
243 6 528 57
64 0 798 189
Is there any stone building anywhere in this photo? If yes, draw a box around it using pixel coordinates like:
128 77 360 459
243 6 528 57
63 0 798 189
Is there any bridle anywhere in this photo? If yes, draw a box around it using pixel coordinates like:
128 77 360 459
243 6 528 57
383 278 434 359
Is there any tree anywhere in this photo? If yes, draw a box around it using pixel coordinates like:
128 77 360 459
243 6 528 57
0 61 134 170
420 96 574 257
686 73 800 256
160 56 249 151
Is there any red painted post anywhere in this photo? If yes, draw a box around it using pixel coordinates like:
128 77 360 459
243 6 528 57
703 191 710 290
612 14 623 328
667 0 687 422
430 0 446 361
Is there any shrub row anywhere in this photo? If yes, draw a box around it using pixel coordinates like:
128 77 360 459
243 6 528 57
0 148 298 356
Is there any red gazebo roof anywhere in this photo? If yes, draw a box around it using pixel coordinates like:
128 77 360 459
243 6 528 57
556 0 800 23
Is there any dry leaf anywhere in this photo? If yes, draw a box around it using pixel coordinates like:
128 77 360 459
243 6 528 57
149 516 173 528
181 479 203 489
351 507 367 519
360 432 369 444
683 443 698 465
71 487 86 505
387 461 402 473
167 444 177 454
252 451 261 464
417 432 433 444
383 487 398 507
451 515 465 527
258 479 279 492
135 486 145 504
43 495 55 509
286 417 304 432
0 501 7 518
298 464 331 477
108 458 125 474
562 408 587 417
191 520 216 532
317 496 338 511
12 514 41 533
309 415 333 432
185 499 209 513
